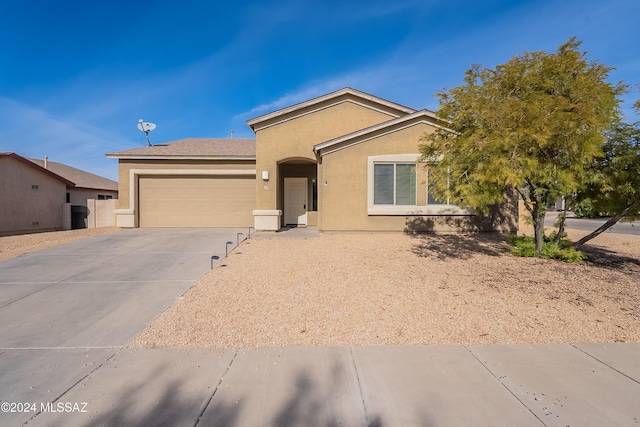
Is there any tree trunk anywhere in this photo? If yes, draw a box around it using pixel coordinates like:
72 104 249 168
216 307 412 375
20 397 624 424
574 199 640 248
532 202 545 258
554 210 566 245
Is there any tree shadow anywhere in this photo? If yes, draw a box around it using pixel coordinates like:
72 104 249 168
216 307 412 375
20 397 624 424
403 190 519 235
32 353 383 427
580 244 640 273
68 361 243 427
271 361 383 427
408 232 508 260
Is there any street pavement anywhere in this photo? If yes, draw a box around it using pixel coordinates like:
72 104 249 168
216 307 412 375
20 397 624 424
1 228 639 426
544 212 640 236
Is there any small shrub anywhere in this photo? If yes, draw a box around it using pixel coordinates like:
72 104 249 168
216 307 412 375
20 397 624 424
573 199 599 218
507 235 585 262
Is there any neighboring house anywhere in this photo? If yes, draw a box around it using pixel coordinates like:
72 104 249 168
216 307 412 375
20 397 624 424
0 153 118 235
106 88 518 233
26 157 118 204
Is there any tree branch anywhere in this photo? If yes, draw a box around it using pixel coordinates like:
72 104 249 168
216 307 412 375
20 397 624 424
574 198 640 248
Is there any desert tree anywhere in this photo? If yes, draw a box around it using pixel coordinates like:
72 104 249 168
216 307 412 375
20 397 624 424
419 37 625 257
572 115 640 247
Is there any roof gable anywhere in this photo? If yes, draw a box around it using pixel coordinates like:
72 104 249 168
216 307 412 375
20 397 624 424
26 158 118 191
246 88 416 132
0 152 75 186
313 109 443 157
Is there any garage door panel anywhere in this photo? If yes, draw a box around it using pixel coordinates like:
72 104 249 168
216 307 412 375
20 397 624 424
139 176 255 227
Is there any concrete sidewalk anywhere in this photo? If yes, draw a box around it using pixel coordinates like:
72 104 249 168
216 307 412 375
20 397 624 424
12 342 640 427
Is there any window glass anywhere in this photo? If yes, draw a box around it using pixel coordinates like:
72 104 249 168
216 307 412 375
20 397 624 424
395 164 416 205
427 181 445 205
374 164 394 204
427 168 447 205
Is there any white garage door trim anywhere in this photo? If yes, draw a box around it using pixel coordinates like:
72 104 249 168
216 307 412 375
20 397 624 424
114 168 256 227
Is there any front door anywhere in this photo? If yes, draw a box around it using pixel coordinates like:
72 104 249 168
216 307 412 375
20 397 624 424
284 178 307 226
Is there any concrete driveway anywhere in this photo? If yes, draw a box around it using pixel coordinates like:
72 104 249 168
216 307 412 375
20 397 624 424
0 227 248 426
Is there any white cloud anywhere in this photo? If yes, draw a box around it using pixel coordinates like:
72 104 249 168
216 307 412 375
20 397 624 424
0 97 130 180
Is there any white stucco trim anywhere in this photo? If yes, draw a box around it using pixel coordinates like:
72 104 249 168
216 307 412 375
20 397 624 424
124 168 256 225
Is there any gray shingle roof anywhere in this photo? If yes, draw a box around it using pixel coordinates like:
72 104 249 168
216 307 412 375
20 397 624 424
1 152 75 186
26 157 118 191
106 138 256 159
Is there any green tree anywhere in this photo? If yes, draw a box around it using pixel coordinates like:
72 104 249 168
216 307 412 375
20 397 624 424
573 117 640 247
419 38 624 257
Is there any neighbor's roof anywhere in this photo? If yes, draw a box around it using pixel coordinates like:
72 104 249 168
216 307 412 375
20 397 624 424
0 152 75 186
26 157 118 191
247 87 417 132
106 138 256 160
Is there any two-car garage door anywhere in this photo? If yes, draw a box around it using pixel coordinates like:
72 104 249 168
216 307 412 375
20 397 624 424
138 176 255 227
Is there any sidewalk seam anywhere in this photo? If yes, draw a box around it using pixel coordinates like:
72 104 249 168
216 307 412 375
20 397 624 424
21 349 121 426
464 345 547 427
193 347 239 427
570 343 640 386
349 347 371 422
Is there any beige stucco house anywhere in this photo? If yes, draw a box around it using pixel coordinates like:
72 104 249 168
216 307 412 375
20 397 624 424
0 153 119 235
107 88 518 233
27 157 119 204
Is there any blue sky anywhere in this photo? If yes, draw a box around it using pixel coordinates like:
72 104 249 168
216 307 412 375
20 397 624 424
1 0 639 181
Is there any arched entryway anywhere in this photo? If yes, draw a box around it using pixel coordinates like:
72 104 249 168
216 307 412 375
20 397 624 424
278 159 318 227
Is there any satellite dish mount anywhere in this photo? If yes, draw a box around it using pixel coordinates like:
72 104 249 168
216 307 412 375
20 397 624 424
137 119 157 146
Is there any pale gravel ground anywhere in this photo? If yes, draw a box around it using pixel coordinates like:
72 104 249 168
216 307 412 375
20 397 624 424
0 227 121 261
130 229 640 349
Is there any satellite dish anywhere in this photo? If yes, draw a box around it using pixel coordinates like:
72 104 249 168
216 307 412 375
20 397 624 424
137 119 156 146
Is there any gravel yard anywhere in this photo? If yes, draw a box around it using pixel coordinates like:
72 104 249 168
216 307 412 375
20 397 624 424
130 229 640 348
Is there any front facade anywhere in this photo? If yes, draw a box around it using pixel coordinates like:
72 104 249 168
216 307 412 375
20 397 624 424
108 88 518 233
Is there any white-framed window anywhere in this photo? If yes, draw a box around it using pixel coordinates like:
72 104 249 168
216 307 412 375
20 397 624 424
367 154 471 216
373 163 416 205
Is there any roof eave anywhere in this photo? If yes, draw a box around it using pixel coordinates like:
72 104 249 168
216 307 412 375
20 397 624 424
1 152 76 186
313 110 446 157
105 154 257 161
247 87 417 132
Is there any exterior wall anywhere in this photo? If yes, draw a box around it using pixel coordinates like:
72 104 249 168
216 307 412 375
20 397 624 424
319 123 519 233
115 159 256 227
87 199 116 228
0 157 66 234
254 101 398 214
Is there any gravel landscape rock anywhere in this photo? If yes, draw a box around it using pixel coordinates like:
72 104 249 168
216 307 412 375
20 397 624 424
0 227 120 261
129 229 640 348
